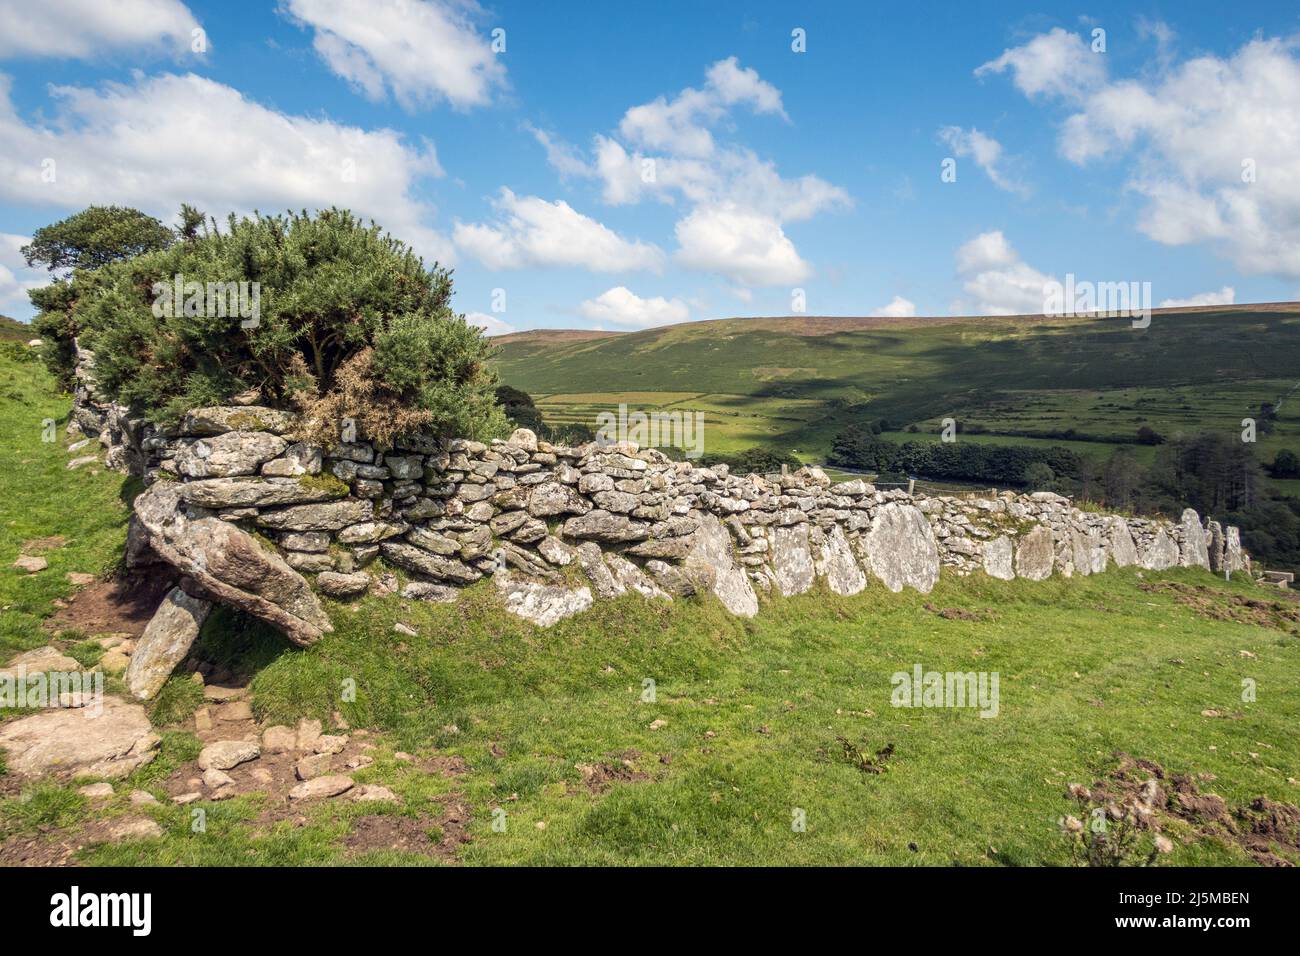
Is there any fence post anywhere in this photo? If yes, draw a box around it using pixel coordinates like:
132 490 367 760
907 478 915 495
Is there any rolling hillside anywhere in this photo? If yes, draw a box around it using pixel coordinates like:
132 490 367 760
492 305 1300 469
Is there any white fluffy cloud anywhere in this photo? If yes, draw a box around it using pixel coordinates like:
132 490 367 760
454 188 663 272
0 72 451 263
1159 287 1235 308
464 311 515 336
674 205 809 286
529 58 846 289
975 27 1105 101
577 286 689 328
938 126 1025 195
954 230 1057 316
872 296 916 318
618 56 786 157
985 30 1300 278
0 0 202 59
0 233 45 319
282 0 506 110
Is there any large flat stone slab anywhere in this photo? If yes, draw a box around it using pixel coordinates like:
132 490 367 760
864 503 939 593
0 697 160 779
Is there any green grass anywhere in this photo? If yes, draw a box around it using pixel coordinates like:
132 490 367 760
3 340 1299 866
0 344 131 661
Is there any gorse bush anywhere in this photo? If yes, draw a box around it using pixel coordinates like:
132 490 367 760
58 208 505 444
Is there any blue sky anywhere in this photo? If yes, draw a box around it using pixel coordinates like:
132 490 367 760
2 0 1299 332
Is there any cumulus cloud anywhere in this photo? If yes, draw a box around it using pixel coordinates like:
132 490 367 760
975 27 1106 101
0 0 202 59
464 311 515 336
528 58 846 288
0 233 45 320
954 230 1057 316
938 126 1026 195
674 204 809 286
454 188 664 272
984 31 1300 278
1158 286 1235 308
577 286 689 328
872 295 916 318
281 0 506 110
0 72 452 263
617 56 786 157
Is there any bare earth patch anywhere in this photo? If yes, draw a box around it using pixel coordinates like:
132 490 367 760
1138 581 1300 633
46 571 177 637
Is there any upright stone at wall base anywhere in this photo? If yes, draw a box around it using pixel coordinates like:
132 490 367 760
982 536 1015 581
772 524 815 596
864 503 939 593
125 586 212 700
1015 526 1054 581
1178 508 1211 569
684 513 758 617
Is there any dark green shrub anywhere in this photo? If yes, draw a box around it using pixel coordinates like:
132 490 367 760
72 208 505 443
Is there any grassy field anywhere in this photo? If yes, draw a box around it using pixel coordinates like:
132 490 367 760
2 342 1299 866
494 307 1300 473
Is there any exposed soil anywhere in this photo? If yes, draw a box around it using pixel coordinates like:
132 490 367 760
572 749 652 794
1078 752 1300 866
1138 581 1300 634
45 570 177 637
923 603 992 622
343 797 471 861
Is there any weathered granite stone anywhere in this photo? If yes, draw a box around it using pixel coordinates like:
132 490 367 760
1015 525 1054 581
576 542 623 599
380 541 481 583
1225 526 1246 572
406 527 461 555
605 553 670 600
260 442 322 477
771 524 815 596
982 535 1015 581
179 476 346 509
527 481 591 517
174 431 287 478
255 499 373 532
1207 520 1226 572
494 569 593 626
125 586 212 700
684 513 758 617
134 483 331 646
181 405 294 436
401 581 458 602
197 739 260 771
1107 517 1139 568
815 524 866 595
864 503 939 593
281 531 330 553
316 571 371 598
0 697 160 779
1178 508 1211 569
1141 528 1180 570
538 535 576 566
337 520 407 544
561 510 650 543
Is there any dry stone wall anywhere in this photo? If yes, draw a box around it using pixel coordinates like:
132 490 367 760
102 403 1251 640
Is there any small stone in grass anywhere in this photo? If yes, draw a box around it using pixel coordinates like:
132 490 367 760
77 782 114 799
288 775 354 800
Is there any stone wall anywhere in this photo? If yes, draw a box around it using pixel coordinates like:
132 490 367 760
106 402 1250 638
